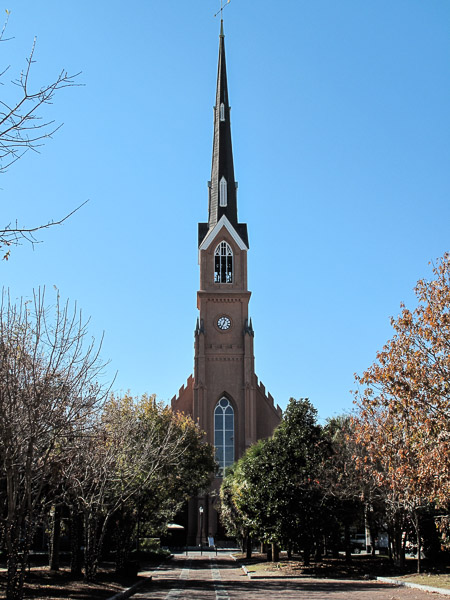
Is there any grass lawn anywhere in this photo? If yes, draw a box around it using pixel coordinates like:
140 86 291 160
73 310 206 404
235 552 394 579
235 552 450 588
395 573 450 590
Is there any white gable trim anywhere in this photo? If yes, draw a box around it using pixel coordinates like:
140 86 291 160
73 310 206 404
199 215 248 253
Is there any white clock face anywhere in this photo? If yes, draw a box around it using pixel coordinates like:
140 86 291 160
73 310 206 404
217 316 231 330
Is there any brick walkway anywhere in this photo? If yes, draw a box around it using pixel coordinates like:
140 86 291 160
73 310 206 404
135 553 445 599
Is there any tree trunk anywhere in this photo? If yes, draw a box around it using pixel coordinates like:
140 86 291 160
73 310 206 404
314 536 323 562
84 532 99 582
49 505 62 571
84 513 100 582
6 548 25 600
391 513 406 569
344 522 352 564
84 510 111 582
365 504 377 557
245 536 252 559
399 531 406 570
266 544 272 561
70 508 83 577
414 511 421 574
5 513 30 600
272 543 279 562
114 517 135 575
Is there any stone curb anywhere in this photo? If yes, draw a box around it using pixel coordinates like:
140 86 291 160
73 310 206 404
377 576 450 596
230 556 450 592
241 564 251 579
106 575 152 600
241 564 308 580
105 555 175 600
229 554 255 580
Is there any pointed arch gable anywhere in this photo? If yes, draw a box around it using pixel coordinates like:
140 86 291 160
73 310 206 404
199 215 248 253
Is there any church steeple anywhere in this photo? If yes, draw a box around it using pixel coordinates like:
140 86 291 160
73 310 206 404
198 21 248 249
209 20 237 227
171 15 282 544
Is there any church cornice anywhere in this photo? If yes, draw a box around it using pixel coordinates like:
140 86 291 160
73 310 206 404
197 292 251 301
207 356 243 362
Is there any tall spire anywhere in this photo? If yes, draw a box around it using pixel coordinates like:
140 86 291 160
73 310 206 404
209 20 237 228
198 20 248 249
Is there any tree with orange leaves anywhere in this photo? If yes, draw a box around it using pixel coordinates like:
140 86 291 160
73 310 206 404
353 253 450 571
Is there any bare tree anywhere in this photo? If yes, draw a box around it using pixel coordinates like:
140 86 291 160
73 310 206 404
0 288 109 600
0 13 82 260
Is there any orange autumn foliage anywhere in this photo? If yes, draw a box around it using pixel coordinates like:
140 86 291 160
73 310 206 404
353 254 450 508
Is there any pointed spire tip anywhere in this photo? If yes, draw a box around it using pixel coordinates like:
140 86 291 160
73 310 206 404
220 19 224 37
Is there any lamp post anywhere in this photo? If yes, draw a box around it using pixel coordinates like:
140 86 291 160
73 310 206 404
199 505 204 556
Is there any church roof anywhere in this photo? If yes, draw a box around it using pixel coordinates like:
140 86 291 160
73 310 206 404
198 20 248 249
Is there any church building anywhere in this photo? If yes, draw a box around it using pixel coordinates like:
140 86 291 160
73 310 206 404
171 21 282 544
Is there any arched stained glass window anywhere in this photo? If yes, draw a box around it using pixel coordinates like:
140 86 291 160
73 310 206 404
214 241 233 283
219 176 227 207
214 397 234 476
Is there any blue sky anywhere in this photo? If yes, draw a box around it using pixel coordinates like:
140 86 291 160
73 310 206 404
1 0 449 422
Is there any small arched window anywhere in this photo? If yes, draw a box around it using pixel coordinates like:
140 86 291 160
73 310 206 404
219 176 227 207
214 397 234 476
214 241 233 283
220 102 225 121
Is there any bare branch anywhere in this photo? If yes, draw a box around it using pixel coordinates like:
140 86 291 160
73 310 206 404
0 200 89 259
0 37 82 172
0 19 84 259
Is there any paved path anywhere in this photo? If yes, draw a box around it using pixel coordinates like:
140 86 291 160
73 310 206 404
135 553 446 599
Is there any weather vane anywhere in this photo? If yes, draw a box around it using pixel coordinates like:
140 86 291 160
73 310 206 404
214 0 231 19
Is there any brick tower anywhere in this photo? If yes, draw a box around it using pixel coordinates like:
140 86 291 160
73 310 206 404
172 21 281 544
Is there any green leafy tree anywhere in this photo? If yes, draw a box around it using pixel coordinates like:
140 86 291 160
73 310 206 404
220 398 326 563
63 393 215 580
321 417 368 562
219 446 265 558
269 399 326 562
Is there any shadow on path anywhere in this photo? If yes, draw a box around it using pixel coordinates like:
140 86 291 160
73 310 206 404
141 555 404 599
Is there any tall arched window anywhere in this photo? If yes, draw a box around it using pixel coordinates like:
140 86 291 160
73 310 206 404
220 102 225 121
214 397 234 476
214 241 233 283
219 176 227 207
